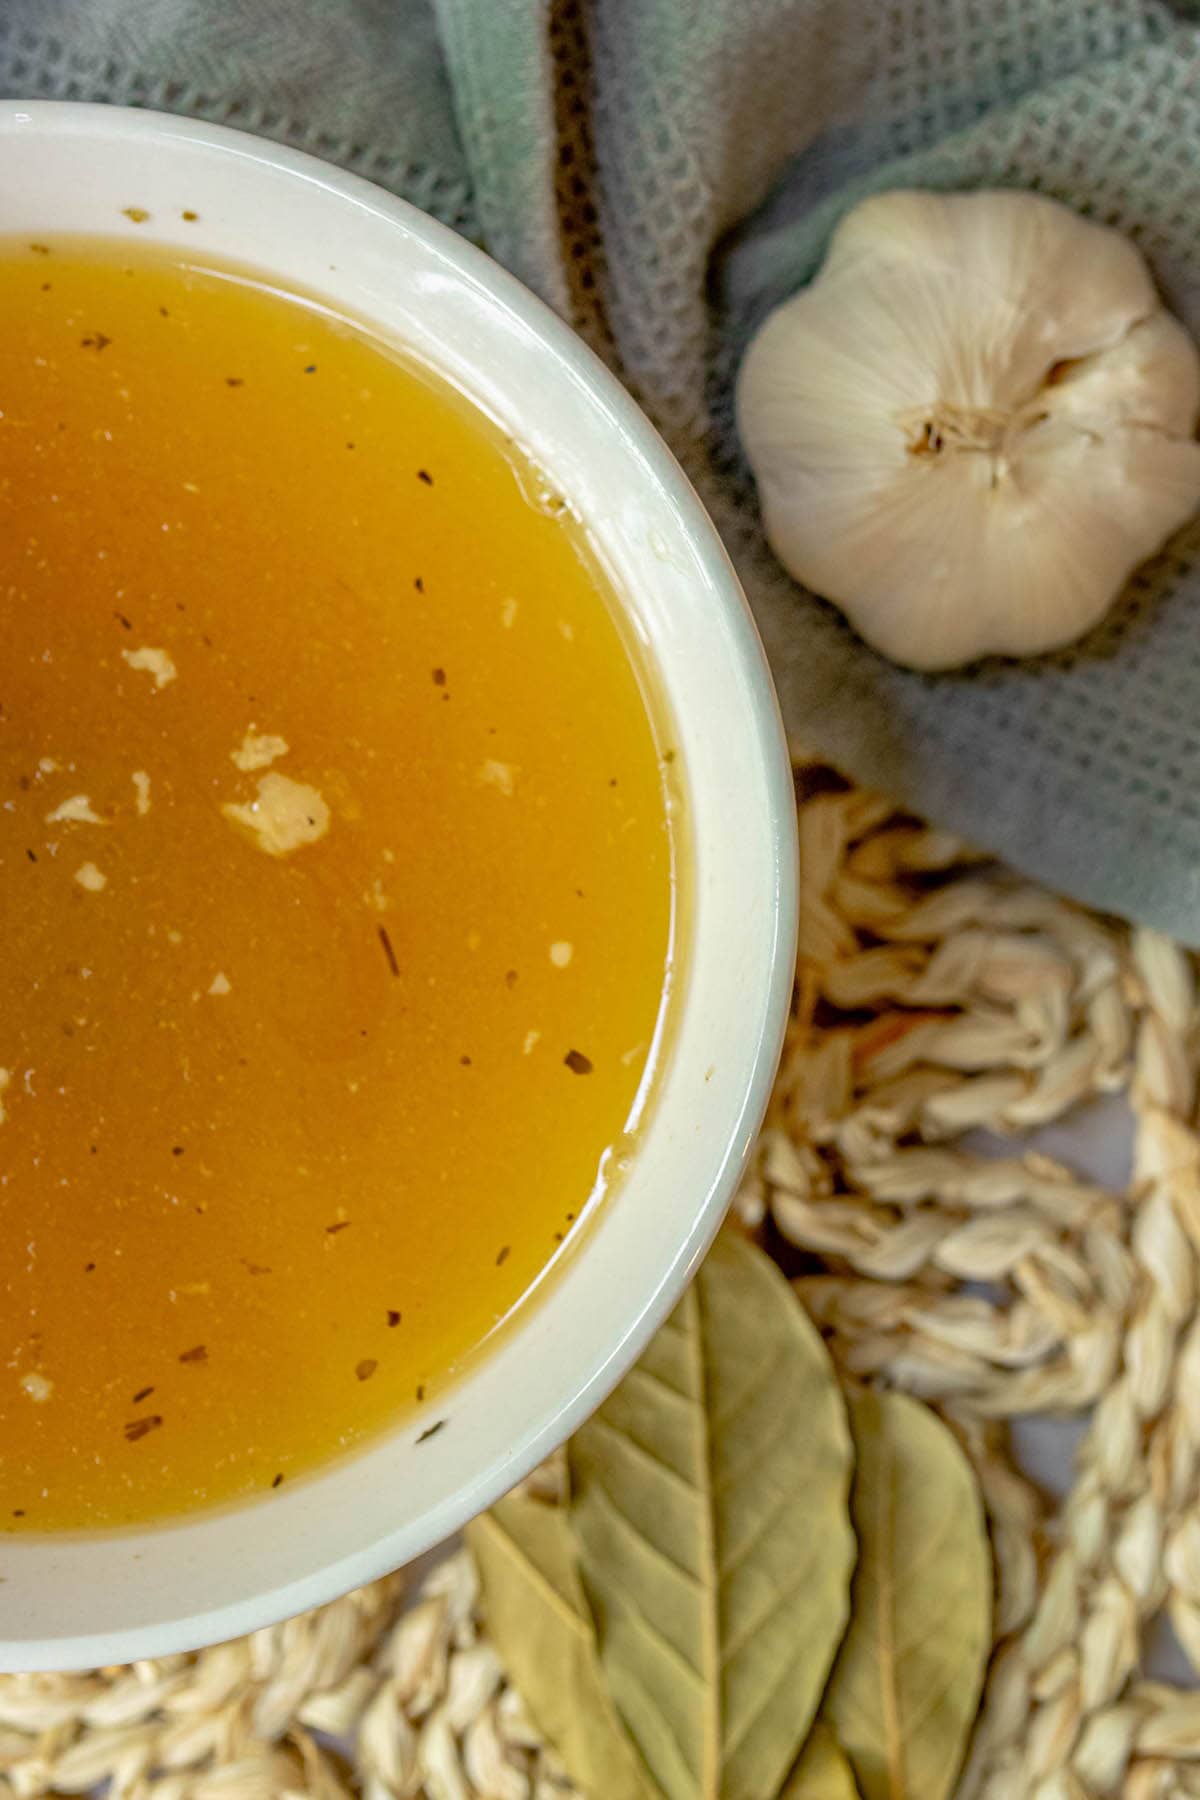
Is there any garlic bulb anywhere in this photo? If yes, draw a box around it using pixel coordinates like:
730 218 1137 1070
736 189 1200 670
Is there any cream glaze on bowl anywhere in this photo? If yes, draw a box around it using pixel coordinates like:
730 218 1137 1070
0 100 797 1671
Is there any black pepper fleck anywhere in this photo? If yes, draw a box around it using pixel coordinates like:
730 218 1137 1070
431 667 446 687
271 1472 284 1488
125 1414 163 1442
416 468 433 485
378 925 400 978
387 1309 402 1327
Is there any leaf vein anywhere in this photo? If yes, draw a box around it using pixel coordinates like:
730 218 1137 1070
587 1473 707 1595
722 1608 822 1767
626 1361 698 1407
721 1552 836 1668
718 1484 802 1585
709 1344 792 1441
587 1414 700 1502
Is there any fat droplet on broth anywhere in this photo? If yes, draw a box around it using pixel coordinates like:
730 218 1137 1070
507 451 574 520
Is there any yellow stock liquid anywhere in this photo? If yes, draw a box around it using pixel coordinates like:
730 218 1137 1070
0 238 674 1531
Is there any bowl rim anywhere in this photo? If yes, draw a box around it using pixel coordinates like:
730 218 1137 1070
0 98 798 1669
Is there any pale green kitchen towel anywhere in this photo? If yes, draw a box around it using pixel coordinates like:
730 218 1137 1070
7 0 1200 938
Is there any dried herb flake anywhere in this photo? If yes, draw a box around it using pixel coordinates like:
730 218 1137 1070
378 925 400 978
125 1414 163 1442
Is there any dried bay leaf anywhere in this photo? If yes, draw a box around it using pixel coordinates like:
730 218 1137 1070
823 1391 991 1800
568 1231 856 1800
780 1722 860 1798
466 1492 660 1800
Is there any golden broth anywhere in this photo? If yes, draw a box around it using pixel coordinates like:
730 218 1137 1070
0 238 674 1531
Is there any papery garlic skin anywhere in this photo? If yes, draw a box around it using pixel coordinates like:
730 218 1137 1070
736 190 1200 671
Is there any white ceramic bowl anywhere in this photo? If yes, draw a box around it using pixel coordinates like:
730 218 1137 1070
0 100 797 1671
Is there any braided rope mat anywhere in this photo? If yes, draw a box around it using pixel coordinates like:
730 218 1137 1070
4 755 1200 1800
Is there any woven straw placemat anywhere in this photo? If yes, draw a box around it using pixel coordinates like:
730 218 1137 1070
4 755 1200 1799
